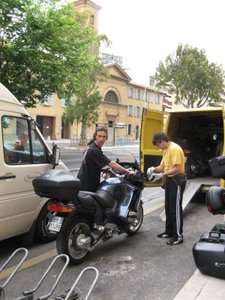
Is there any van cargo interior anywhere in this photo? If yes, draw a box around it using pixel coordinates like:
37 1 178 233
167 110 224 179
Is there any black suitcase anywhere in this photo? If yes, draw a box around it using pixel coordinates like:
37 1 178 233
192 226 225 279
211 223 225 234
208 155 225 178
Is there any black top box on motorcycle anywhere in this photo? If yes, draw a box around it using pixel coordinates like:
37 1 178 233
208 155 225 178
192 229 225 279
33 169 81 201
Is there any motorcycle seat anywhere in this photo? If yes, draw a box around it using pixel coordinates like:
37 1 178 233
95 190 116 209
78 190 116 209
77 191 98 208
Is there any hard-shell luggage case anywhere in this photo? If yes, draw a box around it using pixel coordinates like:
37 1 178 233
208 155 225 178
192 228 225 279
211 223 225 234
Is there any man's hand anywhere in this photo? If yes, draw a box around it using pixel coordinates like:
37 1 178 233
148 172 163 182
147 167 155 181
127 169 135 176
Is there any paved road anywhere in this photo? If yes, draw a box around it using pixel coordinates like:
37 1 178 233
55 141 140 170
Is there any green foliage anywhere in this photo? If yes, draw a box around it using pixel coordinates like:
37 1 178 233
155 44 225 108
62 81 104 124
0 0 108 108
62 26 110 143
62 60 109 144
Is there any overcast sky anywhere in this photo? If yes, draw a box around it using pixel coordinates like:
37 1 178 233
94 0 225 85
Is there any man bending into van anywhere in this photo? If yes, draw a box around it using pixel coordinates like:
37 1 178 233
147 132 186 245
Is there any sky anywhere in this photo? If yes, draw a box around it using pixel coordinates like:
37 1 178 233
94 0 225 85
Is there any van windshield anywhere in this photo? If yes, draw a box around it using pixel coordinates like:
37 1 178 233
2 116 49 164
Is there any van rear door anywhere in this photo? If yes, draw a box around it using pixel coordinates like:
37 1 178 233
140 109 164 187
220 106 225 187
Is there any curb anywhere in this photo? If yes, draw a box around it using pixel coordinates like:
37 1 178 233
174 269 225 300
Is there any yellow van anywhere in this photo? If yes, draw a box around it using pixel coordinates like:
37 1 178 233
140 108 224 216
0 83 67 244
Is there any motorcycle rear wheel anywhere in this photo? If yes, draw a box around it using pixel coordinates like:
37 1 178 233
125 204 144 235
56 216 91 265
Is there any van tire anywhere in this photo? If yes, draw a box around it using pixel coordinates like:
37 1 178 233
36 203 57 243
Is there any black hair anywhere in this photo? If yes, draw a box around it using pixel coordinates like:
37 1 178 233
87 126 108 145
152 132 170 145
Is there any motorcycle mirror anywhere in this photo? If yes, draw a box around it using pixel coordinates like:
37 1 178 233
51 142 60 169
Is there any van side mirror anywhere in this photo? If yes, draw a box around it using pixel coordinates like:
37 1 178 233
51 142 60 169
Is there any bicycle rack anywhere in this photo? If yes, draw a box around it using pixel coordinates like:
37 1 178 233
1 250 98 300
16 254 69 300
63 267 99 300
0 248 28 299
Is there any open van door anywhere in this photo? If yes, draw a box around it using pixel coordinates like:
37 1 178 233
140 109 164 187
220 105 225 188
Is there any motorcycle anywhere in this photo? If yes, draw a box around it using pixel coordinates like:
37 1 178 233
33 152 144 265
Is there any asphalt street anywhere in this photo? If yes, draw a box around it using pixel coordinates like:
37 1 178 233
58 142 140 171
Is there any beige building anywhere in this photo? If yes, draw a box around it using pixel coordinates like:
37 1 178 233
27 0 167 145
28 63 164 144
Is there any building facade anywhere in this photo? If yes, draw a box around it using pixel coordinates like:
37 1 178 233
27 63 164 144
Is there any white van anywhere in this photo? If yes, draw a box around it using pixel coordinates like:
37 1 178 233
0 83 67 244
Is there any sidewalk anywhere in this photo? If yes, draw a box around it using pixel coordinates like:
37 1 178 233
174 269 225 300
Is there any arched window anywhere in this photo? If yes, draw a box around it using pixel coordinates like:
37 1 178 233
127 124 132 135
104 91 119 104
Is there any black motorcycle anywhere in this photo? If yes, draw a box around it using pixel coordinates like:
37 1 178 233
33 153 144 265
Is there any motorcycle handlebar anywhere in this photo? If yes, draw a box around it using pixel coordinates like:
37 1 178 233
101 168 139 179
102 168 125 178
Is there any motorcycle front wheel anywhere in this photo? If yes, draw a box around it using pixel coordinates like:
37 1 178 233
125 204 144 235
56 216 91 265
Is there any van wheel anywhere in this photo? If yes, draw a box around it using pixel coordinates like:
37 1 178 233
36 203 57 243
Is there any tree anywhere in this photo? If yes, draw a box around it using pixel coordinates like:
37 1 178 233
62 60 109 145
61 5 110 146
0 0 108 108
155 44 225 108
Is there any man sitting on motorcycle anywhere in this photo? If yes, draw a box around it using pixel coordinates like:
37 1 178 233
77 127 134 192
